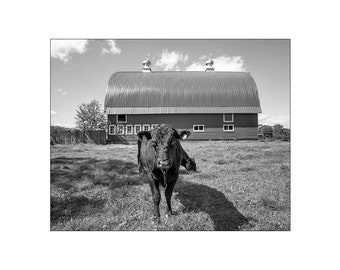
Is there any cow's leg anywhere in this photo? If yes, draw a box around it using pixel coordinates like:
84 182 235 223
165 177 177 217
148 175 161 224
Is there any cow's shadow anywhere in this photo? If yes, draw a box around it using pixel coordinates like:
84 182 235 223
175 180 248 230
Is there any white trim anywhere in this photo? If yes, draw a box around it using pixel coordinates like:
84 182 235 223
223 113 234 122
193 124 205 132
151 124 159 130
134 124 142 134
143 124 150 132
108 125 116 135
105 107 262 114
223 124 234 132
125 125 133 135
117 124 125 135
116 114 127 123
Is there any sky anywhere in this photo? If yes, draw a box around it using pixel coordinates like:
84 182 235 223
51 39 290 128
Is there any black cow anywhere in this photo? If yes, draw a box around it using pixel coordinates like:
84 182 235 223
180 144 197 172
137 124 191 223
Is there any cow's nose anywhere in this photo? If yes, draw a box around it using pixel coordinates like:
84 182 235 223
158 160 169 168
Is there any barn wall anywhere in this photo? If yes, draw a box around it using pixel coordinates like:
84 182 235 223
108 113 258 127
108 127 258 141
107 113 258 141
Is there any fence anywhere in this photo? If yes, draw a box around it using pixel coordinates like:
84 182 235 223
50 126 106 145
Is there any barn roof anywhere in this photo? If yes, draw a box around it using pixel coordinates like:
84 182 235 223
104 71 262 114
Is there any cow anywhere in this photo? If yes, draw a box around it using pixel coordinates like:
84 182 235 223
137 124 191 223
180 144 197 172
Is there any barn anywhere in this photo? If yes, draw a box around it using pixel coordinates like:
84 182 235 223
104 57 262 142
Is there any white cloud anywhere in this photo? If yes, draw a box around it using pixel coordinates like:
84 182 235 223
185 62 206 71
101 40 121 55
186 55 246 72
51 122 75 128
51 110 57 115
51 40 88 63
199 54 207 60
155 49 189 71
259 114 290 128
57 88 68 95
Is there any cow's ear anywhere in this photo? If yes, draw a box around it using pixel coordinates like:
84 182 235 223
178 130 191 140
137 131 152 141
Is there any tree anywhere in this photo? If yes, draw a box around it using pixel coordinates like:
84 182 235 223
273 124 283 139
259 125 273 139
75 100 106 131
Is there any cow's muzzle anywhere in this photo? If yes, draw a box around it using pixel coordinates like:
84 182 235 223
158 160 170 169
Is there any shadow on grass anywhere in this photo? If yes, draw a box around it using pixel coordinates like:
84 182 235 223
51 195 106 222
175 180 248 231
51 157 148 225
51 157 146 189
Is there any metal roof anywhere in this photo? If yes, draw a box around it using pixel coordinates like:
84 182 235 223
104 71 262 114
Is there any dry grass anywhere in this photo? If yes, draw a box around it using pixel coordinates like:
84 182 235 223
50 140 290 231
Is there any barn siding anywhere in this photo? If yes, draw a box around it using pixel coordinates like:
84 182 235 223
108 114 258 128
107 127 258 141
107 113 258 141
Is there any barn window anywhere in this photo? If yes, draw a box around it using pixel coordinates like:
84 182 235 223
223 124 234 132
134 125 141 134
117 125 124 135
223 113 234 122
151 124 159 130
143 124 150 131
193 125 204 132
126 125 133 135
108 125 116 135
117 114 127 123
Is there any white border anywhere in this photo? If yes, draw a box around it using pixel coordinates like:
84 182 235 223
125 124 133 135
116 114 127 123
9 0 340 269
193 124 205 132
223 113 234 122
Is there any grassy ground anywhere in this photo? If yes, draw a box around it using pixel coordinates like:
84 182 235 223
50 140 290 231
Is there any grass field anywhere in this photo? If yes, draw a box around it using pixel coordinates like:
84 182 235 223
50 140 290 231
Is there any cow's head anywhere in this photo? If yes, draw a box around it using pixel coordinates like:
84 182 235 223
137 124 190 172
186 158 197 171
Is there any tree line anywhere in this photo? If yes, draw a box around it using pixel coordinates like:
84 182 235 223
52 99 290 142
258 124 290 141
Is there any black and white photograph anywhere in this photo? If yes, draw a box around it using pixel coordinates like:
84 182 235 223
50 39 290 231
2 0 340 269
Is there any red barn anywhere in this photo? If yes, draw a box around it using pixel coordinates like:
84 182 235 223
104 57 261 142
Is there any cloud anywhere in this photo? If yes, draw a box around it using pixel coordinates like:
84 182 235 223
51 122 75 128
51 40 88 63
51 110 57 115
185 62 205 71
186 55 246 71
199 55 207 60
259 114 290 128
57 88 68 95
155 49 189 71
101 40 122 55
